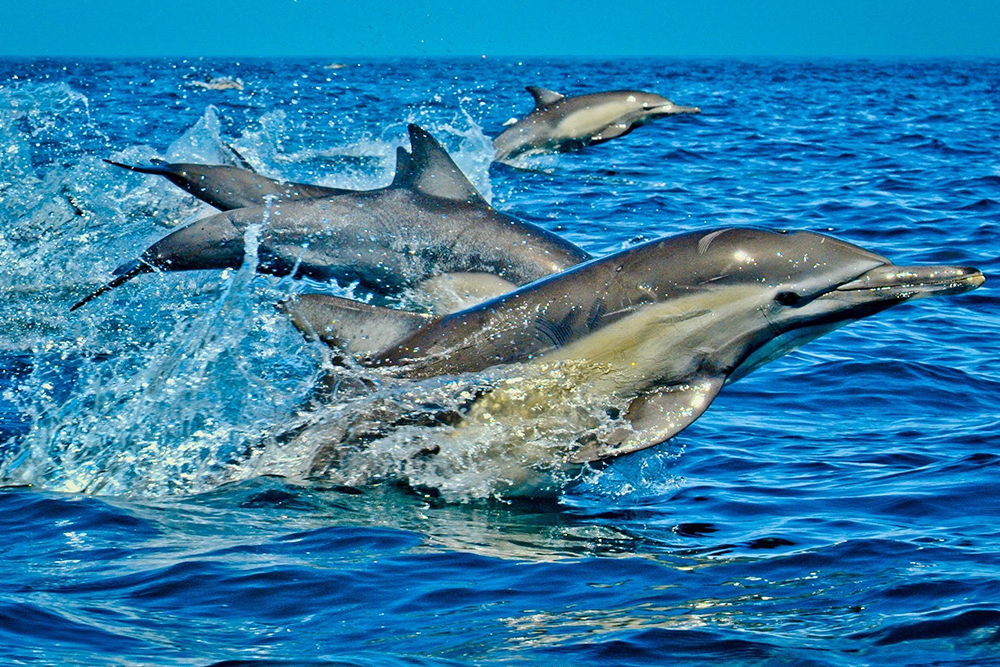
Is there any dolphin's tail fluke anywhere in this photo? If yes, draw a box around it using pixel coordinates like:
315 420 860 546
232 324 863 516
70 261 149 311
280 293 432 360
103 158 174 177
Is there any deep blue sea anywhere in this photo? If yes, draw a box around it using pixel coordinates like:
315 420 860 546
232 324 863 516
1 57 998 666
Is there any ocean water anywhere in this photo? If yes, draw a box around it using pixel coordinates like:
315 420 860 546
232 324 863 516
0 56 998 666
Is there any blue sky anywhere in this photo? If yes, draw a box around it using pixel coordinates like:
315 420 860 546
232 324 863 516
2 0 998 57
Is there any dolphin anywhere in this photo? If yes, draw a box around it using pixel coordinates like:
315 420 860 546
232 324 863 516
71 125 591 311
104 158 364 211
493 86 701 161
283 228 984 465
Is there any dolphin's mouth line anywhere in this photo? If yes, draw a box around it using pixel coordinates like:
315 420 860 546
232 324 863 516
760 304 784 337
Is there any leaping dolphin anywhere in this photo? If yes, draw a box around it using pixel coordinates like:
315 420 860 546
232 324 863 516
71 125 591 312
283 228 984 464
493 86 701 161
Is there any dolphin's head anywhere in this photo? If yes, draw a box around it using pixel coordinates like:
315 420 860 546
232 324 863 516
624 91 701 119
644 228 984 382
740 243 983 380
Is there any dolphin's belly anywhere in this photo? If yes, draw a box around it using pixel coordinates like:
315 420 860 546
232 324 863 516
553 108 617 139
460 289 767 431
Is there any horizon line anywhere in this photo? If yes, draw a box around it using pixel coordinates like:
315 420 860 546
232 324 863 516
3 53 1000 60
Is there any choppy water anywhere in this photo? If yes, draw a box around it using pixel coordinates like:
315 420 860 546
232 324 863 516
1 57 998 666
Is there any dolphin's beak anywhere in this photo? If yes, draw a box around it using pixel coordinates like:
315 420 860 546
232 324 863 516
835 265 985 301
656 103 701 115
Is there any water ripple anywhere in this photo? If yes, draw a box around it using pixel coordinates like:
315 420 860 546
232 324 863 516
0 56 998 667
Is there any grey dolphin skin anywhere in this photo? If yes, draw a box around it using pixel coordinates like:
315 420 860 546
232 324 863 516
284 228 984 463
71 125 591 311
493 86 701 161
104 159 361 211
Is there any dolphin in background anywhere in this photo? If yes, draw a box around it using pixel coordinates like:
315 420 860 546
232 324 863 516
284 228 983 468
493 86 701 161
104 158 366 211
72 125 591 312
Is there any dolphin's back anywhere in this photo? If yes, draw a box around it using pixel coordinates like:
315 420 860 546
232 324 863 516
229 188 589 289
373 253 628 376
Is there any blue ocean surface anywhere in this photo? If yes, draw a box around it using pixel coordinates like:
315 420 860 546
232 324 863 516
1 57 999 666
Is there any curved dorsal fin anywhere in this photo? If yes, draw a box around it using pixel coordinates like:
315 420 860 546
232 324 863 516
526 86 564 109
389 145 413 188
392 124 486 205
221 142 256 172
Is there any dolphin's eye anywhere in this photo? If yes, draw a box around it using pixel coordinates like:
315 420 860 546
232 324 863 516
774 291 802 306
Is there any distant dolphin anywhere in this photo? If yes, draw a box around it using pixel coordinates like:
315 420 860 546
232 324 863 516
71 125 591 312
104 158 363 211
284 228 983 464
188 77 244 91
493 86 701 161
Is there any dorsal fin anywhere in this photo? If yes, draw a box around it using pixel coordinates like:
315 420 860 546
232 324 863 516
280 294 433 360
221 142 256 172
526 86 564 109
389 145 413 188
392 124 486 205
